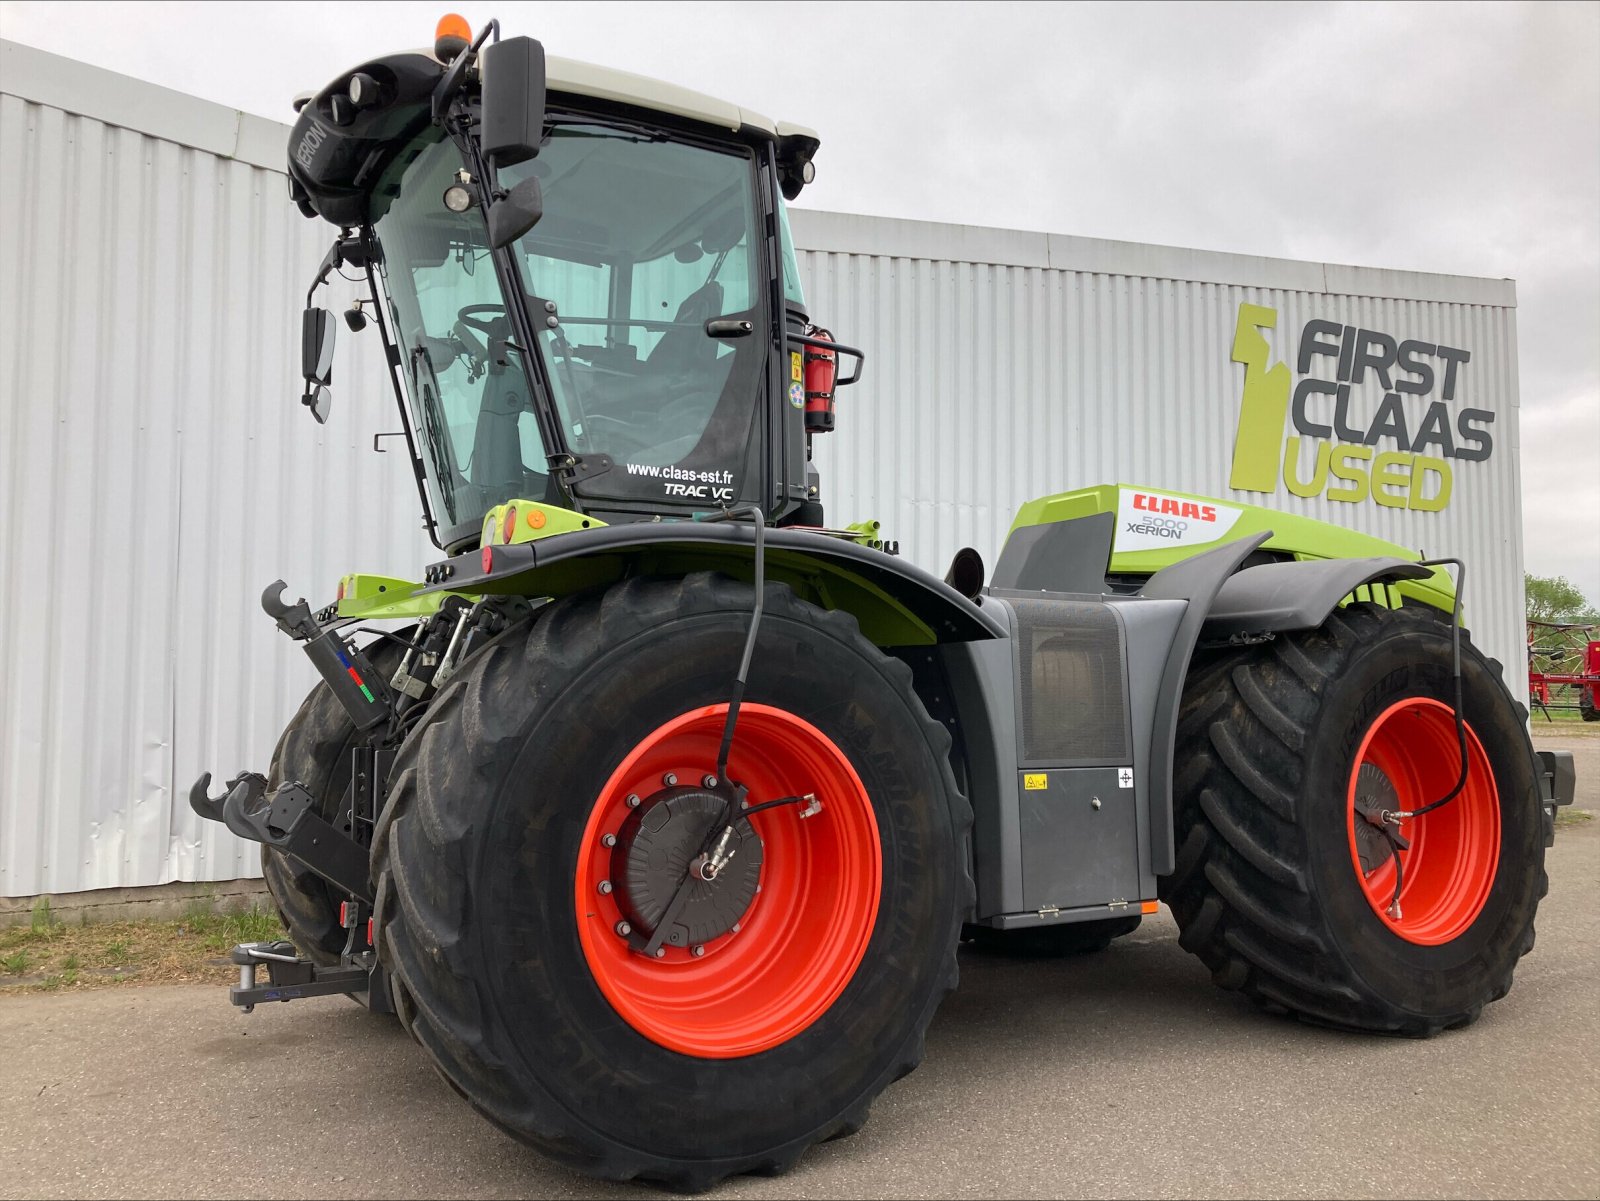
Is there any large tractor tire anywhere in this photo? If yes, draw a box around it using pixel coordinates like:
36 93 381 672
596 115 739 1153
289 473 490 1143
371 573 970 1190
262 636 407 965
1160 603 1547 1036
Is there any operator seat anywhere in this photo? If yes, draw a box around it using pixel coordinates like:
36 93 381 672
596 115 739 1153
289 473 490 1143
646 280 724 377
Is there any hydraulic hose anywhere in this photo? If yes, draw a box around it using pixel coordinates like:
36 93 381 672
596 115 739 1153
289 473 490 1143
1380 557 1470 918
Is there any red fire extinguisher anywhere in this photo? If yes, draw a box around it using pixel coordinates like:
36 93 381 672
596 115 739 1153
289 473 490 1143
804 326 837 434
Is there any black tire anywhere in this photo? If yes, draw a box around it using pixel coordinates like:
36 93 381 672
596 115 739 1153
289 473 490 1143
262 635 406 966
371 573 971 1190
965 915 1141 957
1159 603 1547 1036
1581 687 1598 721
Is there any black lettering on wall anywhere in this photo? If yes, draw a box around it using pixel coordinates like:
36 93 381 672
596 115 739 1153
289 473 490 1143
1437 345 1471 401
1364 392 1412 448
1351 329 1398 391
1410 402 1457 457
1333 383 1366 442
1292 378 1337 438
1455 409 1495 461
1336 325 1358 382
1298 319 1344 374
1396 340 1437 395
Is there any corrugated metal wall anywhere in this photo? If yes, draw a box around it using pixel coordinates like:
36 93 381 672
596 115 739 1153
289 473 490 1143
0 65 427 896
793 213 1524 701
0 44 1524 897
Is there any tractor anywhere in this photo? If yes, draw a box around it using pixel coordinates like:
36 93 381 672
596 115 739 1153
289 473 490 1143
190 14 1577 1190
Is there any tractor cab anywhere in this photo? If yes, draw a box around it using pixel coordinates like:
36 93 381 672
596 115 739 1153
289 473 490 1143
287 17 852 552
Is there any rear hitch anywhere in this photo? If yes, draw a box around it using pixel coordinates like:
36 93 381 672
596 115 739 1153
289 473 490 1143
228 940 389 1014
189 772 373 903
229 897 391 1014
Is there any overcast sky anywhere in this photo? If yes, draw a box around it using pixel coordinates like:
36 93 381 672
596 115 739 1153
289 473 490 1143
3 0 1596 599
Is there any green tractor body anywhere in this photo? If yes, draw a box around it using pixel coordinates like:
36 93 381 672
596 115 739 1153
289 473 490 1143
188 16 1576 1190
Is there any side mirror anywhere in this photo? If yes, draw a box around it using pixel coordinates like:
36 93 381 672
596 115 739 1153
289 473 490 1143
488 175 543 249
305 384 332 425
480 36 546 168
302 307 336 386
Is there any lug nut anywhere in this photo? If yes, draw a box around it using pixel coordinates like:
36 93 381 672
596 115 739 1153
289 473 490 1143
626 794 640 808
654 948 666 959
598 880 613 895
731 922 741 934
663 772 678 786
615 921 631 937
692 945 705 958
702 774 718 788
601 833 617 848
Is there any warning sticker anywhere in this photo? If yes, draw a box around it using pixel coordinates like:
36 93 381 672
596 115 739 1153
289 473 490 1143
1024 773 1049 791
790 351 804 383
1118 767 1134 789
1115 487 1244 554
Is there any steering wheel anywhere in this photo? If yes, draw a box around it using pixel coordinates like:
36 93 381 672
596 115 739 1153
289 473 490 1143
453 304 511 369
456 304 507 336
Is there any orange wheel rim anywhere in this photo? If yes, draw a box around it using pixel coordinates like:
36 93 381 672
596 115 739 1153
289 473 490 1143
1346 697 1500 945
575 704 882 1058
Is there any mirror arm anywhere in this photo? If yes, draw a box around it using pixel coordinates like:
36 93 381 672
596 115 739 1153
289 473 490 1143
431 18 499 121
306 241 341 306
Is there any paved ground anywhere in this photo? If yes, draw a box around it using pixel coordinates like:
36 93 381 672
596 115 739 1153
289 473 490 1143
2 731 1595 1201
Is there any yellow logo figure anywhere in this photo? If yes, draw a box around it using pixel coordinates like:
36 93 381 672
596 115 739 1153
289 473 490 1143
1229 303 1291 493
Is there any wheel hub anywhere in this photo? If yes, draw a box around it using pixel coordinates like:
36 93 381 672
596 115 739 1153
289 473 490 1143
612 788 763 949
1352 762 1402 875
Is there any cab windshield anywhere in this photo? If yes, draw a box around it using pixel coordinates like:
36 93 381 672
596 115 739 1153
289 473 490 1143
503 122 766 508
373 135 553 537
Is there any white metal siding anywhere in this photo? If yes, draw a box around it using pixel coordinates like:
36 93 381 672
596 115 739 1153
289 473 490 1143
0 45 1524 896
793 220 1524 715
0 89 427 896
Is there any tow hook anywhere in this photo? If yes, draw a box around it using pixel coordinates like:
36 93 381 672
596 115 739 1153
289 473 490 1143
188 771 373 903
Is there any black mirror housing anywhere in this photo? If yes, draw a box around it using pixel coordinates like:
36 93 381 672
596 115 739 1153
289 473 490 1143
488 175 543 249
481 36 546 168
302 307 336 385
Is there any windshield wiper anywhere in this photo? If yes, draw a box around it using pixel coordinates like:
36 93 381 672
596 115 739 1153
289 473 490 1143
409 343 459 513
544 109 669 143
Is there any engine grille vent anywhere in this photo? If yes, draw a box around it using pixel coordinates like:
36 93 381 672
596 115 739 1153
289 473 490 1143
1009 598 1130 763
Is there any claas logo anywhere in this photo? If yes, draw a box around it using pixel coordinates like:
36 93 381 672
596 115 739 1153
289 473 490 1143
1131 493 1219 523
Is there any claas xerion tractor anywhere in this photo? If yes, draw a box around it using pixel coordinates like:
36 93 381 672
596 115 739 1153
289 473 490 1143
189 14 1577 1190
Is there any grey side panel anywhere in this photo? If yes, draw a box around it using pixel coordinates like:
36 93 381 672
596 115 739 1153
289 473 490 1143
954 592 1185 922
1139 533 1272 875
1110 597 1188 895
940 603 1021 920
1020 767 1140 910
989 512 1115 595
1202 557 1434 638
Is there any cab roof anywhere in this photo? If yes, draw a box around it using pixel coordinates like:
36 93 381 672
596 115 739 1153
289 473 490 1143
546 54 782 137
